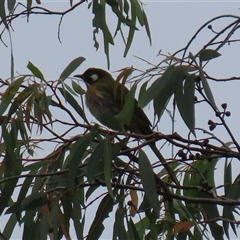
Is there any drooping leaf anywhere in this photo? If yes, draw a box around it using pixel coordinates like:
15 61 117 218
58 87 88 123
71 191 84 240
138 65 176 108
87 140 105 183
123 0 137 57
174 72 196 135
0 77 25 115
21 192 49 211
138 149 159 216
0 178 18 215
2 213 18 240
106 0 136 29
142 10 151 45
183 74 196 133
103 135 114 199
87 194 115 240
92 1 114 68
153 76 174 120
123 0 129 15
127 217 140 240
200 70 218 110
113 208 128 240
199 49 221 62
68 131 96 189
116 84 136 126
133 0 144 26
7 85 34 120
0 0 8 28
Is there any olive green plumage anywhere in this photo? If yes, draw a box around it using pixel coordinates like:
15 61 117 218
74 68 179 185
74 67 152 135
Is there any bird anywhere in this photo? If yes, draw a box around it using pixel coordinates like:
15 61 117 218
74 67 179 185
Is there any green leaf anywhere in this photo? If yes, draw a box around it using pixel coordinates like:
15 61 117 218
139 149 159 216
138 81 148 101
68 129 97 188
224 160 232 196
39 212 48 240
92 1 114 68
87 194 115 240
222 172 240 239
116 85 136 126
50 202 59 239
21 193 49 211
87 140 104 183
0 0 8 28
27 61 45 80
58 87 88 123
198 192 224 240
113 208 128 240
7 85 34 120
27 0 32 9
133 0 144 26
63 82 78 96
106 0 136 29
72 80 85 95
6 171 34 221
174 73 195 135
104 135 114 199
200 70 218 110
0 77 25 115
59 56 85 82
0 178 18 215
138 65 176 108
123 0 136 57
123 0 129 15
142 10 151 45
183 74 196 133
72 192 84 240
199 49 221 62
2 213 17 240
2 124 19 177
127 217 140 240
153 77 174 120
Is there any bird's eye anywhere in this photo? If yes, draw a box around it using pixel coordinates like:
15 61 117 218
90 74 98 81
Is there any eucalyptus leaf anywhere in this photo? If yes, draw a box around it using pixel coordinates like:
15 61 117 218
138 65 176 108
58 87 88 123
27 61 45 80
139 149 159 216
68 130 97 188
116 85 136 126
200 70 218 110
87 140 105 183
104 135 114 199
87 194 115 240
59 57 85 82
199 49 221 62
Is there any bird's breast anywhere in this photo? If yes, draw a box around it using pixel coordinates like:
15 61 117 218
86 86 105 108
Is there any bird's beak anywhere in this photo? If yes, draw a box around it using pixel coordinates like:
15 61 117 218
74 74 83 79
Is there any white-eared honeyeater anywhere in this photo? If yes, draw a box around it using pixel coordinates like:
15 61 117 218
74 68 179 185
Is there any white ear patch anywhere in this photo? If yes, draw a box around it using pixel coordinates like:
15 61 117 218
90 74 98 81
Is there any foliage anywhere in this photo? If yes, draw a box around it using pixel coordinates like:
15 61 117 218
0 0 151 69
1 1 240 240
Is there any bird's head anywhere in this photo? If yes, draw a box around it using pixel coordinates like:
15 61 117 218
74 68 113 85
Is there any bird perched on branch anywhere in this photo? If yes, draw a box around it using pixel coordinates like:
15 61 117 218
74 67 179 185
